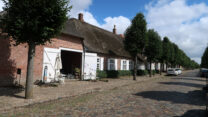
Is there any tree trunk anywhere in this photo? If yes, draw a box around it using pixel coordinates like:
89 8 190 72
25 43 36 99
150 61 152 77
166 62 168 71
133 56 137 80
160 63 163 75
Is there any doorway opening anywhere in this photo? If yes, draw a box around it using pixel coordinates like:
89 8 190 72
60 50 82 78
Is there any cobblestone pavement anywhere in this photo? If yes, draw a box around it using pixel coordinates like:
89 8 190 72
0 74 163 111
0 70 207 117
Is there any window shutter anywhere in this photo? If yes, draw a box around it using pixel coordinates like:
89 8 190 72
115 59 118 70
120 60 123 70
101 57 104 70
127 60 129 70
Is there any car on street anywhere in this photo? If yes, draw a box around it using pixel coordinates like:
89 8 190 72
175 68 182 75
167 68 179 76
200 68 208 77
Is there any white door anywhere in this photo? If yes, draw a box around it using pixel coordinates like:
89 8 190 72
42 48 60 82
84 53 97 80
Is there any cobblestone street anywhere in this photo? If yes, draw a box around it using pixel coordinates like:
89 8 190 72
0 70 207 117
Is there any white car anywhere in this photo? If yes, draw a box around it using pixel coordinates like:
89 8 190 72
167 68 179 76
175 68 182 75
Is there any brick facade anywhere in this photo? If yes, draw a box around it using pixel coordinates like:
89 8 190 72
0 34 83 86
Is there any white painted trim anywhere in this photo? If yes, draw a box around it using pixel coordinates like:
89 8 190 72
120 60 123 70
101 57 104 70
42 47 45 81
108 58 117 70
42 47 84 82
126 60 129 70
59 47 83 53
115 59 118 70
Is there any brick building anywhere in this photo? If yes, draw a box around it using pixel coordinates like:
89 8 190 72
0 13 145 86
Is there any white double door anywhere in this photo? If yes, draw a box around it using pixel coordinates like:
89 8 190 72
42 47 98 82
43 48 61 82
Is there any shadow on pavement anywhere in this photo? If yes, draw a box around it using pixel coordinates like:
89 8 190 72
135 90 206 106
171 77 206 82
159 82 205 88
0 86 25 99
174 109 207 117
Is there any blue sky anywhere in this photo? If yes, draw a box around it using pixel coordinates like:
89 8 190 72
89 0 208 24
69 0 208 64
1 0 208 64
89 0 152 23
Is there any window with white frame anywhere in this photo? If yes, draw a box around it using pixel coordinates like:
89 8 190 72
122 60 127 70
129 61 134 70
109 59 115 70
97 58 101 70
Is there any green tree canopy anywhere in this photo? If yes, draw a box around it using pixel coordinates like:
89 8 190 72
124 13 147 56
145 29 162 77
2 0 71 45
201 46 208 68
124 13 147 80
2 0 71 99
162 37 171 69
145 29 162 62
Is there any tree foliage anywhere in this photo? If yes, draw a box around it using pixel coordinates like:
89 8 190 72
2 0 71 45
145 29 162 77
162 37 171 64
124 13 147 57
201 46 208 68
2 0 71 99
145 29 162 62
124 13 147 80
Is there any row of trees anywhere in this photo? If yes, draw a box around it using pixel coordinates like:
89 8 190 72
124 13 199 79
201 46 208 68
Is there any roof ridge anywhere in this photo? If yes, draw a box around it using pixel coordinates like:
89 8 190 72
69 18 122 38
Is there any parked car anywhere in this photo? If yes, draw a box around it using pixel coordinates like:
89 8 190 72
167 68 178 76
200 68 208 77
175 68 182 75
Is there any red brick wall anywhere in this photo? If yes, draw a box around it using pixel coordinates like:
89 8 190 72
0 34 83 86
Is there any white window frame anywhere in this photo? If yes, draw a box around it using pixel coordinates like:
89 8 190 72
108 58 117 70
123 60 127 70
97 57 101 70
129 60 134 70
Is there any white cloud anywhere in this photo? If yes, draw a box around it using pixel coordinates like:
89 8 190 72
146 0 208 64
70 0 92 18
0 1 4 11
70 0 130 34
101 16 131 34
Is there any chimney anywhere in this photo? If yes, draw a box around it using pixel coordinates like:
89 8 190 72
78 13 84 22
113 25 117 34
119 34 125 39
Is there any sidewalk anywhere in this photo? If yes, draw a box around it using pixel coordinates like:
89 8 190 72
0 74 167 112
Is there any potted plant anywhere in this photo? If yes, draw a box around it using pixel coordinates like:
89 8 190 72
74 68 81 79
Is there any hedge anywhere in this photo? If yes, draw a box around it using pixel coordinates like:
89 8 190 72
97 70 157 78
137 70 148 76
97 70 133 78
97 69 160 78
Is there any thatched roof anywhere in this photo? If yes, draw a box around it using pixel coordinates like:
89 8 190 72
62 18 133 59
0 11 145 61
